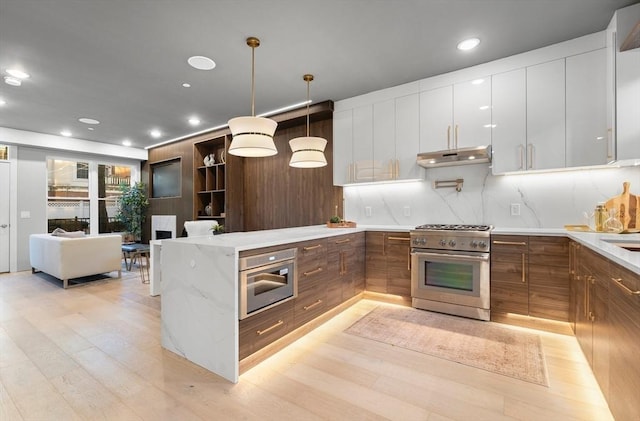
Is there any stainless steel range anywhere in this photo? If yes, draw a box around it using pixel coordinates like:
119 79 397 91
410 224 491 321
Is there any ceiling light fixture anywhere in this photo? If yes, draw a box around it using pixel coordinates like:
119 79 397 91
289 74 327 168
78 117 100 125
457 38 480 51
188 117 201 126
150 129 162 138
187 56 216 70
4 76 21 86
122 139 132 147
60 130 72 137
182 82 191 88
0 99 6 106
6 69 30 79
228 37 277 157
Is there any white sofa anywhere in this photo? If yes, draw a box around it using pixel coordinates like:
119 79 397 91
29 233 122 288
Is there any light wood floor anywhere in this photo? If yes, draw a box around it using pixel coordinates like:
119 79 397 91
0 268 613 421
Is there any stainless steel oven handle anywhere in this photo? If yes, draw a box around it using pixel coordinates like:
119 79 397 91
411 251 489 262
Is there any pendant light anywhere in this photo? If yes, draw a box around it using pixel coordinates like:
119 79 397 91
228 37 278 157
289 74 327 168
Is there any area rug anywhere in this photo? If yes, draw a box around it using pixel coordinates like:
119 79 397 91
344 306 548 386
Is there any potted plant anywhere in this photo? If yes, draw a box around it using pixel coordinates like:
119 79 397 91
211 224 225 235
115 182 149 243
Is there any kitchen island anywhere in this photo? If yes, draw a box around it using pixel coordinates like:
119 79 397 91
160 225 366 383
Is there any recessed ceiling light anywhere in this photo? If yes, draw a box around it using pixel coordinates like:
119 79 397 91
471 78 484 85
60 130 72 137
78 117 100 125
122 139 132 147
187 56 216 70
188 117 201 126
4 76 21 86
150 129 162 138
0 99 6 106
6 69 30 79
182 82 191 88
457 38 480 51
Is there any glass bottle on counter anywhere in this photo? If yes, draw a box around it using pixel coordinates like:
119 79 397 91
603 208 624 233
594 203 607 232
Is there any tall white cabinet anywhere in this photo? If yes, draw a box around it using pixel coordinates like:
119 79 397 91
491 69 527 173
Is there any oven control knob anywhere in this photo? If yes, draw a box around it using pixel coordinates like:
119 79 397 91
439 239 446 247
470 240 478 248
478 241 487 249
420 238 427 245
448 240 456 247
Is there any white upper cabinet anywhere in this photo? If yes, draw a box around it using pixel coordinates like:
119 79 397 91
526 59 566 171
566 48 608 167
419 85 453 152
491 68 527 173
614 3 640 160
333 109 353 186
372 99 396 181
352 105 374 182
452 77 492 148
395 93 421 180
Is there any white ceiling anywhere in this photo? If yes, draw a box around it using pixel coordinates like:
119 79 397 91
1 0 637 150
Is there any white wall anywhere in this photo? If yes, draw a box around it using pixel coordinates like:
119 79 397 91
344 165 640 228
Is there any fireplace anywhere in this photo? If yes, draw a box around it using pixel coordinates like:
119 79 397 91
151 215 176 241
155 230 172 240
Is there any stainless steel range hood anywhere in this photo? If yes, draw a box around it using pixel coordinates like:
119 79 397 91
417 145 492 168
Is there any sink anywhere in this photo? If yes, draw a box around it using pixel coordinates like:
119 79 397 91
604 240 640 252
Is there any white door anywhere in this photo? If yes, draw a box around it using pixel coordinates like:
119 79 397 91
395 93 421 180
419 85 453 152
373 99 395 181
453 76 492 148
0 162 9 273
333 109 354 185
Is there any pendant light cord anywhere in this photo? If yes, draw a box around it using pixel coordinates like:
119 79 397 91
251 44 256 117
306 79 310 137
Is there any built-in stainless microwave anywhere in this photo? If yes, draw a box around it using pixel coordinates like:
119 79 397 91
239 248 297 320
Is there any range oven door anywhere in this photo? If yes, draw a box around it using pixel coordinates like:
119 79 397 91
411 249 490 310
239 250 297 320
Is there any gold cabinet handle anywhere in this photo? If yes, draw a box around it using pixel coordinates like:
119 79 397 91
492 240 527 246
387 236 410 241
612 277 640 295
335 238 351 244
454 125 459 149
517 144 525 170
303 299 323 311
382 233 386 256
303 244 323 251
521 253 526 283
340 251 346 275
447 125 451 149
395 159 399 179
303 267 323 276
585 275 591 317
407 247 411 271
256 320 284 336
589 311 595 322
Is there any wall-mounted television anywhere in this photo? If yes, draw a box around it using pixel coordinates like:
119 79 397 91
151 158 181 198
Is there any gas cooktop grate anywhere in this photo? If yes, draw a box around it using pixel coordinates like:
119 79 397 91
414 224 492 231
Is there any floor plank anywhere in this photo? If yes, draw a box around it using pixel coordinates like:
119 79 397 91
0 270 613 420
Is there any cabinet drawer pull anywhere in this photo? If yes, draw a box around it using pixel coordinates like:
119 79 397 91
256 320 284 336
303 299 323 311
454 125 459 149
303 267 323 276
492 240 527 246
335 238 351 244
388 236 410 241
521 253 526 283
447 126 451 149
612 277 640 295
303 244 323 251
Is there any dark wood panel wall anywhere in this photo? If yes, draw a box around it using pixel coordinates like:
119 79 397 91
141 101 341 241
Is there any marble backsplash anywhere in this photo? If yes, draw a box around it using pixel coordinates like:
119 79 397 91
343 164 640 229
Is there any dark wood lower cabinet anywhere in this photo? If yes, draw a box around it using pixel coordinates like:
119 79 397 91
239 300 294 360
365 231 411 297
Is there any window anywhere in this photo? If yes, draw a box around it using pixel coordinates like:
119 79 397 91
47 158 136 234
76 162 89 179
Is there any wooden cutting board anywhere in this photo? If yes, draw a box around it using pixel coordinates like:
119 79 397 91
604 182 640 230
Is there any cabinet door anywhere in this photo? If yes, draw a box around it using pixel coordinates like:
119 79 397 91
352 105 374 182
566 48 608 167
419 85 453 152
373 99 396 181
332 109 353 185
615 10 640 160
526 59 566 170
528 237 570 321
395 93 421 180
365 231 387 293
490 236 529 316
491 69 527 174
453 77 492 148
352 232 366 295
386 234 411 297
